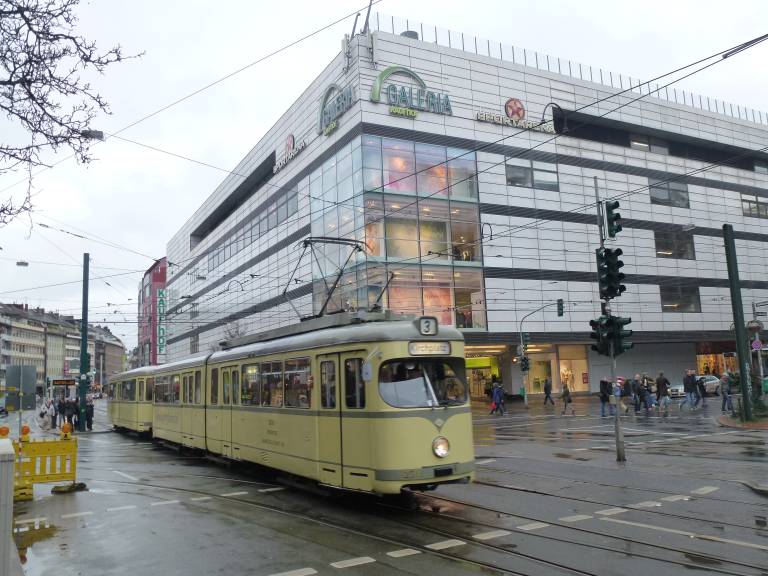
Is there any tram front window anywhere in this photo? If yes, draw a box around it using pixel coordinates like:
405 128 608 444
379 359 467 408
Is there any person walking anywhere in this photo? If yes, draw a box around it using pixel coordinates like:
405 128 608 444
680 370 697 411
720 373 733 413
489 382 506 416
560 383 574 415
599 377 612 417
620 377 632 414
695 376 706 407
613 379 624 414
86 395 94 431
64 398 75 425
656 372 671 416
50 397 58 429
543 377 555 406
630 374 643 414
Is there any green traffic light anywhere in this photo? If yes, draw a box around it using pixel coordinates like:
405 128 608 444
605 200 622 238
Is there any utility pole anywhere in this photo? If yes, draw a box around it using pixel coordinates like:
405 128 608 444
723 225 752 420
751 301 765 385
78 253 90 432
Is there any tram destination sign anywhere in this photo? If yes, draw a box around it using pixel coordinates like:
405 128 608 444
370 66 452 117
408 341 451 356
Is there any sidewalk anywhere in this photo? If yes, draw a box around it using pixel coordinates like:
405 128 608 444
717 414 768 430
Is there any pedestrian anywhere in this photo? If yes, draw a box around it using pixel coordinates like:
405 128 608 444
560 383 574 415
680 369 697 411
656 372 671 416
695 376 706 407
543 377 555 406
599 377 612 417
720 373 733 413
57 396 66 425
630 374 643 413
64 398 75 425
636 380 651 415
86 395 94 431
489 382 506 416
38 399 52 430
613 379 623 414
50 397 58 429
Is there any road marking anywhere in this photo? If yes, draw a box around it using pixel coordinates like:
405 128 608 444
220 491 248 497
517 522 549 531
268 569 318 576
595 508 628 516
259 487 285 493
600 517 768 550
330 557 376 568
190 496 212 501
473 529 511 540
559 514 593 522
386 549 421 558
589 446 610 450
631 501 662 508
61 511 93 519
150 500 179 507
661 495 690 502
691 486 719 495
425 539 466 550
112 470 139 481
106 505 137 512
475 459 496 465
15 517 47 525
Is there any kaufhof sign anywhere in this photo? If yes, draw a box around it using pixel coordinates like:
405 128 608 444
476 98 555 133
156 288 166 355
273 133 307 174
318 83 355 136
370 66 452 118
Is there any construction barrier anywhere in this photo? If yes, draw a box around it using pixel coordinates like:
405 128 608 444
0 424 78 502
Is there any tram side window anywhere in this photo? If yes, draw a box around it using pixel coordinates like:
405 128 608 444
284 358 310 408
222 370 231 404
320 361 336 408
344 359 365 409
145 377 154 401
155 375 170 403
211 368 219 405
121 379 136 401
194 371 201 405
242 364 260 405
139 380 145 401
260 361 283 407
107 384 116 400
172 374 181 404
231 370 240 406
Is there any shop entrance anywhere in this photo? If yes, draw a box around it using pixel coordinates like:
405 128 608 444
559 345 590 393
466 356 499 399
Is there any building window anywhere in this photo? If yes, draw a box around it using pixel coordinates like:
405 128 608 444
741 194 768 219
755 160 768 174
660 285 701 312
654 230 695 260
649 177 689 208
505 161 559 191
630 134 668 154
190 335 199 354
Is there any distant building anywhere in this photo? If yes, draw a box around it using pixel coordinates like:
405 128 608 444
137 257 167 366
0 303 126 392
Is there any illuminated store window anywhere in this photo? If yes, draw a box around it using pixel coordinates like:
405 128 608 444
383 138 416 193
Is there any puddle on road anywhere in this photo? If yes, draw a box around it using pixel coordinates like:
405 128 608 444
13 519 59 568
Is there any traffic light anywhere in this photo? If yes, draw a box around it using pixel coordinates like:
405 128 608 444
596 248 626 300
605 200 622 238
589 316 611 356
612 316 633 356
557 298 564 317
520 356 530 372
520 331 530 351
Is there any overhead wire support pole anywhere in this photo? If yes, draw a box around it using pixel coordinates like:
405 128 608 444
594 177 625 462
78 253 90 432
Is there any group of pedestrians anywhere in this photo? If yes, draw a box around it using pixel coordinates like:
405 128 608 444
37 396 95 431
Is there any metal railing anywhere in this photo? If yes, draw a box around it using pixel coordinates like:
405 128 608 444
373 12 768 126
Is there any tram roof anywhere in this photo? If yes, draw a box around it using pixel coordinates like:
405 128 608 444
210 317 464 364
110 353 210 380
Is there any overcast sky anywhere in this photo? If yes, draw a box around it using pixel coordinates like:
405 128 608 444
1 0 767 348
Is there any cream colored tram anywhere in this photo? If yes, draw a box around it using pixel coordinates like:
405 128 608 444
111 315 475 495
106 366 155 434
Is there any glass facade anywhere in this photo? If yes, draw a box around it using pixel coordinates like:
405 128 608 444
307 134 486 328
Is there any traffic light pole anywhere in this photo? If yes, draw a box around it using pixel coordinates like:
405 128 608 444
78 253 90 432
518 300 563 402
595 178 626 463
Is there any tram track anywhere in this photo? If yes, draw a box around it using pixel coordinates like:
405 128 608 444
472 478 768 531
392 490 768 576
79 477 597 576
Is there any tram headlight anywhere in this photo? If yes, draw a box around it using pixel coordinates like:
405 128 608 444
432 436 450 458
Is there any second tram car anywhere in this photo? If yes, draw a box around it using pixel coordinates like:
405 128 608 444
108 314 475 494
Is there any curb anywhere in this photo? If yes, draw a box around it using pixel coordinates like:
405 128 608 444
716 414 768 430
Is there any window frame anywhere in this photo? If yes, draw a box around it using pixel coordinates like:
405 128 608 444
320 360 337 409
648 177 689 209
344 358 366 409
654 229 696 260
660 284 702 313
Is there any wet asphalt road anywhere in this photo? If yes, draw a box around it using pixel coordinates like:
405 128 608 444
8 396 768 576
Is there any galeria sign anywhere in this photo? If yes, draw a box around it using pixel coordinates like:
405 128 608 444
370 66 452 116
318 83 355 136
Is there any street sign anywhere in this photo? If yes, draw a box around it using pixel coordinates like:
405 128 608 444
6 366 37 409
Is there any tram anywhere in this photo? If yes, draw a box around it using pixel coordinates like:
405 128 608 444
108 313 475 494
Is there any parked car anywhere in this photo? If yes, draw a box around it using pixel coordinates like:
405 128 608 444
696 374 720 396
668 381 685 398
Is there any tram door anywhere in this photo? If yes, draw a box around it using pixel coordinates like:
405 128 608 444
316 354 342 486
220 367 239 459
206 368 222 454
340 353 372 491
181 372 194 447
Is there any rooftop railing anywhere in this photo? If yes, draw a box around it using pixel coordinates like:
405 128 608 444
373 12 767 126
